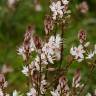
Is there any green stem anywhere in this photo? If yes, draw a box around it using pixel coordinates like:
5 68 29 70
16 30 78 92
59 23 64 70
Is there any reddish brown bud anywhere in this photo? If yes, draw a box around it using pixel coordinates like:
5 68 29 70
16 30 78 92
33 36 42 49
0 74 5 88
78 29 87 43
44 15 54 35
24 25 35 43
72 69 81 88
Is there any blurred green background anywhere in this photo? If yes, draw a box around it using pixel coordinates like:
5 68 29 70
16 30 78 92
0 0 96 94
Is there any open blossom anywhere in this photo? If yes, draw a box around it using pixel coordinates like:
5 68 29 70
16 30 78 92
51 34 62 49
48 34 62 60
86 93 92 96
62 0 69 5
40 80 47 94
42 43 54 57
51 90 60 96
42 34 62 64
35 4 42 12
50 0 70 20
0 89 3 96
50 1 64 20
41 53 48 65
70 45 85 62
86 89 96 96
22 66 29 76
94 44 96 54
32 55 40 71
84 42 90 47
12 90 19 96
17 38 36 60
86 52 94 59
17 46 26 60
27 88 37 96
7 0 18 9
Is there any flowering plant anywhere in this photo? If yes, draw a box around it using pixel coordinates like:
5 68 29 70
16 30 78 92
0 0 96 96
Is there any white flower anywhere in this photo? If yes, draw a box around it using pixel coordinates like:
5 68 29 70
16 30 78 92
3 81 8 88
94 44 96 54
42 43 54 64
86 93 92 96
55 34 62 48
34 56 40 70
41 34 62 64
41 53 48 65
12 90 18 96
86 52 94 59
34 61 40 71
48 34 62 49
50 1 64 19
94 89 96 95
30 38 36 52
27 88 37 96
48 36 55 48
40 80 47 94
6 94 10 96
41 80 47 85
51 90 60 96
48 34 61 60
84 42 90 47
7 0 16 7
62 0 69 5
30 55 40 72
55 50 61 60
17 46 26 60
35 4 42 12
42 43 53 55
47 54 54 64
70 45 85 62
0 89 3 96
22 66 29 76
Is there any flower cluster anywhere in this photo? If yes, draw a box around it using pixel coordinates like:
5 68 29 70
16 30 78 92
15 0 96 95
51 70 84 96
18 25 36 61
18 23 62 95
21 34 62 76
70 43 96 62
70 30 96 62
51 76 69 96
50 0 70 20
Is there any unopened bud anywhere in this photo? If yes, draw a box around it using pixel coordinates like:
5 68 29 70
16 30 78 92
78 29 87 43
33 36 42 49
76 1 89 14
0 74 5 88
44 15 54 35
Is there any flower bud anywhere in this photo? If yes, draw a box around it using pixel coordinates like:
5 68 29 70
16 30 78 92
44 15 54 35
78 29 87 43
0 74 5 88
33 36 42 49
76 1 89 14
